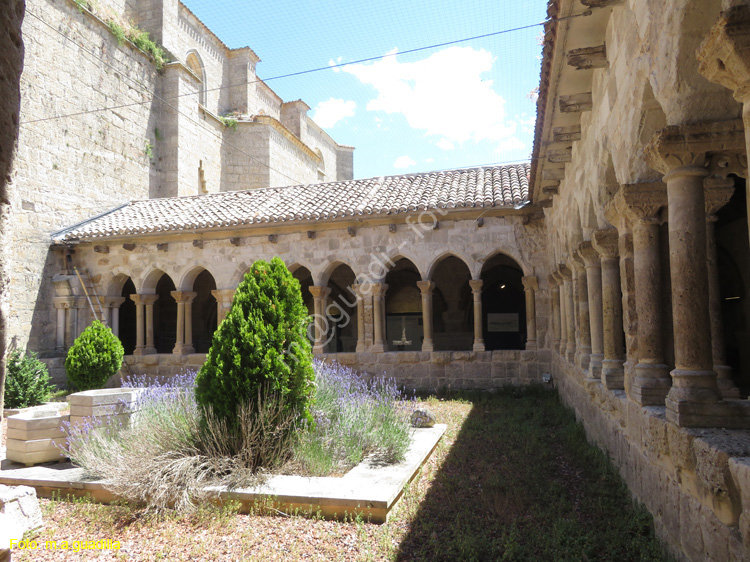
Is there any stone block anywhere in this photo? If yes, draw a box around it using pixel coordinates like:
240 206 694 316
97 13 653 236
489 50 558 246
430 352 452 365
0 485 43 548
491 361 506 379
5 410 69 465
378 353 396 364
396 351 420 364
334 353 358 365
187 353 207 366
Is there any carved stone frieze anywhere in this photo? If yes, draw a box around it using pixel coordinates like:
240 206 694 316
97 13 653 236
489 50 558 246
698 5 750 102
645 120 746 176
559 92 593 113
592 228 619 258
578 240 600 267
566 45 607 70
618 182 668 222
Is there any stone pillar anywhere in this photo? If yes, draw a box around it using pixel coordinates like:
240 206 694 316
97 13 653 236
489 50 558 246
371 283 388 352
592 229 625 390
467 279 485 352
521 277 537 351
580 242 603 379
309 286 332 355
646 122 746 425
698 9 750 248
621 183 672 406
560 265 575 362
130 294 159 355
142 295 159 354
571 254 590 369
171 291 196 355
53 297 73 351
211 289 235 324
416 281 435 352
103 297 126 338
350 284 367 353
705 180 741 398
548 275 561 352
554 270 568 355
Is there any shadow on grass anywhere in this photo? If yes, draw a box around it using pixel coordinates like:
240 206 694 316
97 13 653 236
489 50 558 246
396 385 669 562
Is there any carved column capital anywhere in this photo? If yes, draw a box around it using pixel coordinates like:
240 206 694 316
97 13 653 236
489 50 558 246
704 177 736 217
592 228 619 259
521 276 538 291
308 285 332 300
371 283 388 297
53 296 76 309
645 120 747 177
698 5 750 103
558 264 572 280
468 279 484 294
170 291 197 304
103 296 126 308
130 293 159 306
578 241 600 267
548 273 559 287
618 182 668 223
416 280 436 295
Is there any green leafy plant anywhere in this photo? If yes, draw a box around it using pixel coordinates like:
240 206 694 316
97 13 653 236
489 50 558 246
219 115 238 130
107 20 127 45
65 320 124 391
106 20 168 70
195 257 315 432
4 350 54 409
144 139 154 159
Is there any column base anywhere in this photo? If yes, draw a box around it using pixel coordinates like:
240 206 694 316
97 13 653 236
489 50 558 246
133 347 145 356
422 340 434 353
577 345 591 370
356 343 366 353
715 364 741 399
172 345 194 356
312 345 325 355
473 342 486 352
588 353 603 380
602 359 625 390
371 343 385 353
524 341 537 351
565 343 576 363
143 346 157 355
667 368 722 404
631 363 672 406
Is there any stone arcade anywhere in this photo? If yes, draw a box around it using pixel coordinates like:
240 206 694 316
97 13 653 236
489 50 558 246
8 0 750 559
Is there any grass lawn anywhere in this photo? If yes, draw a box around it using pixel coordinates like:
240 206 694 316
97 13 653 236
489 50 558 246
15 385 669 561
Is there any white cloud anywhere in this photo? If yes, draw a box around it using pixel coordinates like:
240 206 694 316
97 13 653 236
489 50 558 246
312 98 356 128
425 157 434 163
436 138 454 151
495 136 526 154
394 155 416 169
342 46 518 147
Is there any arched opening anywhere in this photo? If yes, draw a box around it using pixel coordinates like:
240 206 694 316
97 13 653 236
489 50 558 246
385 258 422 351
186 51 206 106
324 264 357 353
716 176 750 394
480 253 525 350
192 270 217 353
291 266 314 341
154 273 177 354
432 256 473 351
119 278 137 355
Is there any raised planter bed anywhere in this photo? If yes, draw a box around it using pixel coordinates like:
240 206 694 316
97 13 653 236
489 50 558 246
67 388 142 428
6 409 69 466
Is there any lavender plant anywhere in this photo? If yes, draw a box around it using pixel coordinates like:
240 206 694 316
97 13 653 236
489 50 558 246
291 360 416 476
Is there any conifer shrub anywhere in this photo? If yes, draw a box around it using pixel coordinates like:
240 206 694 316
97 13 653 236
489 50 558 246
195 257 315 430
4 350 54 409
65 320 125 391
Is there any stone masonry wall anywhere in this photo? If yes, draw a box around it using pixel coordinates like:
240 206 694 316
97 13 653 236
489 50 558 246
552 354 750 561
11 0 159 353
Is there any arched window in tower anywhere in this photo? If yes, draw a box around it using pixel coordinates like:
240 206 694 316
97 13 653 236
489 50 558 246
186 51 207 107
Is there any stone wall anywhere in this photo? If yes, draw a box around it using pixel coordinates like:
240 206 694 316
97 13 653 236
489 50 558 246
552 354 750 561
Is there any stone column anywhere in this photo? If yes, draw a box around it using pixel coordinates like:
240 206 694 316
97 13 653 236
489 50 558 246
698 9 750 248
416 281 435 352
560 265 575 362
548 275 561 352
104 297 126 338
130 294 147 355
309 286 332 355
171 291 196 355
592 229 625 390
211 289 236 324
53 297 74 350
646 123 748 425
580 242 603 379
706 179 741 398
571 254 590 369
621 183 672 406
371 283 388 352
467 279 485 352
142 294 159 354
521 277 537 351
350 284 366 353
554 270 567 355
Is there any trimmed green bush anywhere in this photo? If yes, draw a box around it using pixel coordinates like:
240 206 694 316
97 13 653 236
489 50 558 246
195 257 315 429
65 320 124 391
4 350 54 409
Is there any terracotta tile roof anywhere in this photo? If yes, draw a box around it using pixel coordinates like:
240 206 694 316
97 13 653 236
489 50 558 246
52 164 530 242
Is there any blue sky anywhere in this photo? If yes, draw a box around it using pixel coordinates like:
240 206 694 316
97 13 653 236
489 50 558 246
181 0 547 179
